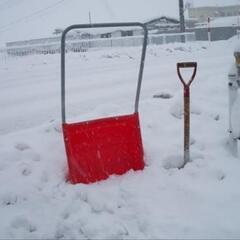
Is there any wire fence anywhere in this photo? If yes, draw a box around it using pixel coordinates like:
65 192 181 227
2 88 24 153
0 32 195 61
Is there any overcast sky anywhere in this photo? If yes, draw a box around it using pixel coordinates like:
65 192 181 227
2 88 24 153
0 0 239 46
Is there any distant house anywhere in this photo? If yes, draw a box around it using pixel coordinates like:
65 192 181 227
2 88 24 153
188 5 240 22
6 15 198 56
98 16 194 38
100 32 113 38
6 15 195 50
144 16 196 33
100 29 140 39
145 16 179 32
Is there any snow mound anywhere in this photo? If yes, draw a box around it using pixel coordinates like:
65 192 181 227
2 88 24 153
162 155 184 169
170 97 202 119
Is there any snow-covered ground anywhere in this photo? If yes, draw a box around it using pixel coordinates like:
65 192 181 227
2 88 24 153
1 38 240 239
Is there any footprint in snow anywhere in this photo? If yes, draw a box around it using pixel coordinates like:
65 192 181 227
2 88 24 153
153 92 173 99
15 143 41 163
10 216 37 233
55 224 74 239
214 114 220 121
14 143 31 151
213 169 226 181
1 193 18 206
19 163 32 176
61 211 70 220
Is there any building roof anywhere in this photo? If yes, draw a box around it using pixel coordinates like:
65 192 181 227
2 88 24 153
144 16 179 25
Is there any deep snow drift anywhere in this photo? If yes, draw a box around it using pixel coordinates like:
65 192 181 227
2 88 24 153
1 38 240 239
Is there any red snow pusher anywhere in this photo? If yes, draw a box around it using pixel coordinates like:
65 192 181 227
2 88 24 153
61 23 148 184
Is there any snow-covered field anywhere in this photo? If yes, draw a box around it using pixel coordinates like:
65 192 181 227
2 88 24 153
1 38 240 239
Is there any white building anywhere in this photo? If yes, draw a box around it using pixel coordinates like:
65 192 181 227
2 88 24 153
188 5 240 22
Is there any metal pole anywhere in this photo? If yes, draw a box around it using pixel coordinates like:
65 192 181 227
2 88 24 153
238 15 240 39
179 0 186 43
89 12 92 25
61 23 148 124
207 17 211 42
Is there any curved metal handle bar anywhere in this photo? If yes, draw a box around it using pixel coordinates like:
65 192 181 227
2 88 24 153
177 62 197 87
61 22 148 124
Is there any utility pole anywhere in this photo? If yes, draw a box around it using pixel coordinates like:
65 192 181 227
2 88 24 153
89 11 92 25
179 0 186 43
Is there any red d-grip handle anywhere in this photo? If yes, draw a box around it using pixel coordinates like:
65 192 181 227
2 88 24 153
177 62 197 87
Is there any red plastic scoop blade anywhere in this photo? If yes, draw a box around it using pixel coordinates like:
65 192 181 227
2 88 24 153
63 113 145 184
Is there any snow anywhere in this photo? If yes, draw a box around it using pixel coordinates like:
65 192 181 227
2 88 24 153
1 37 240 238
234 41 240 52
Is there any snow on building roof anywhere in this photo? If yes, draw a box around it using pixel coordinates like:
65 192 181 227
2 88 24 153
144 16 179 24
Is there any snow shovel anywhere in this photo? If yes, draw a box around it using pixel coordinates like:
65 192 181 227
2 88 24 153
177 62 197 167
61 23 148 184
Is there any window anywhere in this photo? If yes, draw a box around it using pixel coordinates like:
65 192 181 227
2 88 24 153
101 33 111 38
121 31 133 37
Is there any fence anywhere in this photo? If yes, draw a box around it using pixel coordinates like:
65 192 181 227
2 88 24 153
190 26 240 41
0 48 8 61
237 29 240 39
0 32 196 60
149 32 195 45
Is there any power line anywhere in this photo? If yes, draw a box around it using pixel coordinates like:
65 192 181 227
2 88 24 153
0 0 65 33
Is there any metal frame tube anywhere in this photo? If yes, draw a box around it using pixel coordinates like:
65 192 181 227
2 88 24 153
61 22 148 124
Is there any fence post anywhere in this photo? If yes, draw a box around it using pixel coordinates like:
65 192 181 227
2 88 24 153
207 17 211 42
